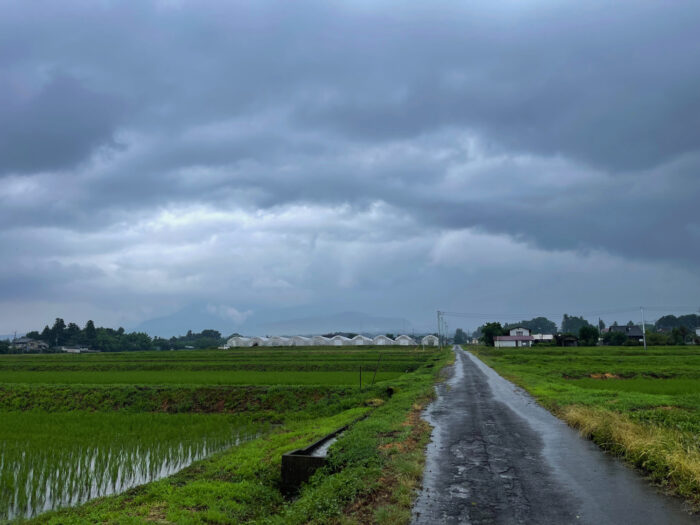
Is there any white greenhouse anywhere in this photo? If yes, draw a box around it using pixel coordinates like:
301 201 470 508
268 336 291 347
250 336 270 347
421 335 439 346
291 336 312 346
395 335 416 346
373 335 394 345
312 335 331 346
330 335 352 346
351 335 373 346
226 336 253 348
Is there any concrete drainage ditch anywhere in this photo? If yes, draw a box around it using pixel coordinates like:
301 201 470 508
281 425 348 493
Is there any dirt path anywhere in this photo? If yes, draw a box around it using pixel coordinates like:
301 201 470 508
411 346 697 524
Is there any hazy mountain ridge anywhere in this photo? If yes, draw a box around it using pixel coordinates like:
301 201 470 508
133 304 415 338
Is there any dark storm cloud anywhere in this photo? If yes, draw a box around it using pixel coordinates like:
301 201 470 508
0 74 124 174
1 0 700 331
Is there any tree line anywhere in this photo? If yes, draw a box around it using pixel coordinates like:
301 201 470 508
467 313 700 347
1 318 227 354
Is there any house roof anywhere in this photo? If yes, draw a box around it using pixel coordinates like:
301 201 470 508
608 325 643 337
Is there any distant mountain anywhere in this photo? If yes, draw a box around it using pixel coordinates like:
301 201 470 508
132 304 413 338
248 311 412 336
132 304 244 338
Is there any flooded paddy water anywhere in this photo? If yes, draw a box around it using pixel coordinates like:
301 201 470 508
0 412 266 521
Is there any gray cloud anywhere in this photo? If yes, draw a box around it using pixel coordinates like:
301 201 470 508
1 0 700 333
0 74 124 174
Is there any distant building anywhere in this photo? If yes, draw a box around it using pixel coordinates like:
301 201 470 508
226 336 253 348
558 334 579 347
532 334 555 343
421 335 439 346
373 335 393 345
494 327 534 348
351 335 373 346
395 335 416 346
10 337 49 352
606 325 644 343
61 346 90 354
330 335 352 346
696 328 700 337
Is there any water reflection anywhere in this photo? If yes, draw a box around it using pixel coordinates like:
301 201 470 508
1 427 262 521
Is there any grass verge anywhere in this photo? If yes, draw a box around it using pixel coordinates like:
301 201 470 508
561 405 700 504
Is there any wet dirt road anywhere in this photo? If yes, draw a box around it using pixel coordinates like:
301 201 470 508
412 347 697 525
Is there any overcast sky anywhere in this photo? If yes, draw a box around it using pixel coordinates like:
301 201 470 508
2 0 700 335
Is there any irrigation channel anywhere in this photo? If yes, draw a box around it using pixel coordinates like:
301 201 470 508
412 346 697 524
0 415 265 521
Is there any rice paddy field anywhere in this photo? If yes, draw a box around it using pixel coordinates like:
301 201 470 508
471 345 700 505
0 345 448 523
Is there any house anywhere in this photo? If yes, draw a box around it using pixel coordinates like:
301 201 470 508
607 325 644 343
373 335 394 345
494 327 535 348
351 335 373 346
395 335 416 346
11 337 49 352
421 334 439 346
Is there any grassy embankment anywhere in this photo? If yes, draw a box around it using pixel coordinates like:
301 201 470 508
471 345 700 506
1 346 450 524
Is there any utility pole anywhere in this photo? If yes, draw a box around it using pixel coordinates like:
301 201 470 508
436 311 442 347
641 308 648 350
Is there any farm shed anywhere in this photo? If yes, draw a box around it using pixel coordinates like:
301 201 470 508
373 335 394 345
421 335 439 346
395 335 416 346
494 335 534 348
351 335 373 345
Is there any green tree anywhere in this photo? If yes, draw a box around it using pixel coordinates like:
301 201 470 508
84 320 97 347
504 317 557 334
453 328 468 344
603 331 627 346
51 318 67 346
578 325 599 346
561 314 593 335
479 322 504 347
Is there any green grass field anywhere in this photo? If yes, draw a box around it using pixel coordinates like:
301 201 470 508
0 370 401 385
0 345 449 523
471 345 700 504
